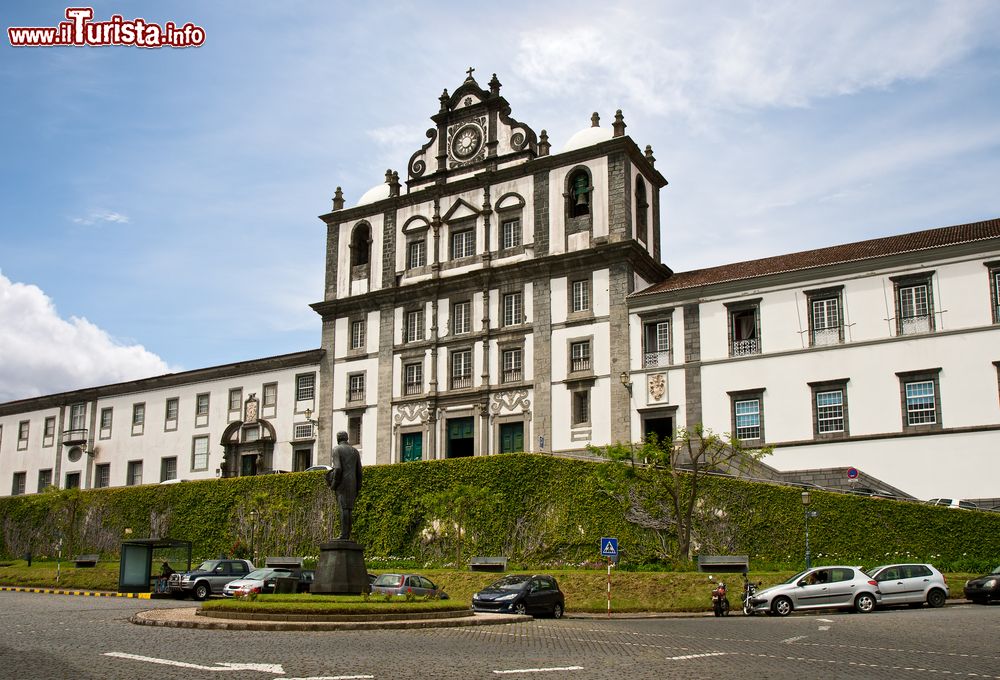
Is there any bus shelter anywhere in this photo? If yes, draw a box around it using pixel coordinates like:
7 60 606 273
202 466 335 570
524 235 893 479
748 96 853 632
118 538 192 593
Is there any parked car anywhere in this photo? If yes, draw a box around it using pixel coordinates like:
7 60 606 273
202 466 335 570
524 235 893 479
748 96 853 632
370 573 448 599
471 574 565 618
926 498 979 510
304 465 332 472
222 567 293 597
963 566 1000 604
168 559 255 600
864 563 948 608
748 566 881 616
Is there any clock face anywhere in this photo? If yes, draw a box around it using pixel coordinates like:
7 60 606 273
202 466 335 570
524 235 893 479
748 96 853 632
450 123 483 161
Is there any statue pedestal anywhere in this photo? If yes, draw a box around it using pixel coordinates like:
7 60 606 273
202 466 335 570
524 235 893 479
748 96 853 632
310 540 369 595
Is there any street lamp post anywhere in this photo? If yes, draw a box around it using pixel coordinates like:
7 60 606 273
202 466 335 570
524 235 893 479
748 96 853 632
249 509 258 566
801 491 818 569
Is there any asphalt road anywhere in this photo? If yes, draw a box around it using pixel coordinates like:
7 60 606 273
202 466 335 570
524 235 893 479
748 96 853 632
1 593 997 679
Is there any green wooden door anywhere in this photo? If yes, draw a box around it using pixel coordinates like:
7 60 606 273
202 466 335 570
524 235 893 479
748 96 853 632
499 422 524 453
401 432 423 462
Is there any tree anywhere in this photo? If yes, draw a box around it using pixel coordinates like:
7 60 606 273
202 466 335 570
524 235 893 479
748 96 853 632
593 425 770 563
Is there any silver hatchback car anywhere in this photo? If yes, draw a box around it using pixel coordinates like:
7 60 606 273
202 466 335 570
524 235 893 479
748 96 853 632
864 563 948 608
750 566 882 616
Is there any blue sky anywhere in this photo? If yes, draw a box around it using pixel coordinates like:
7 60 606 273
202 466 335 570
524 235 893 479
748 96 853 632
2 1 999 402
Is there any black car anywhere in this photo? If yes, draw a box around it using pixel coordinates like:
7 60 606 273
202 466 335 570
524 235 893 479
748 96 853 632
472 574 565 618
963 566 1000 604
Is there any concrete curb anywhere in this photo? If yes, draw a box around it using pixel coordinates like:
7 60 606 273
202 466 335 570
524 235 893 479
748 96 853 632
0 586 150 599
130 607 524 631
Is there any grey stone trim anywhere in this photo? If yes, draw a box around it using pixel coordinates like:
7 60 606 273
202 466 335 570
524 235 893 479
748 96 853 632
987 263 1000 324
767 422 1000 449
727 388 766 445
376 303 396 464
890 271 936 335
807 378 851 440
895 367 943 432
683 304 702 427
607 151 631 243
608 263 632 444
532 277 552 452
532 170 549 256
325 222 341 300
84 398 98 489
316 322 336 465
381 210 397 289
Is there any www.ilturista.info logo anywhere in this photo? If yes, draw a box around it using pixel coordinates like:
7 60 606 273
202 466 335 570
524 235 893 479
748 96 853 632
8 7 205 48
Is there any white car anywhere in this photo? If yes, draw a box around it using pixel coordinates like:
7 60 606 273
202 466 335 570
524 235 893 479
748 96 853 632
864 563 948 608
926 498 979 510
221 567 292 597
749 566 882 616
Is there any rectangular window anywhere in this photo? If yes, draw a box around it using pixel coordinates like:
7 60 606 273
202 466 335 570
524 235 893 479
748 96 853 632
570 340 591 373
905 381 936 425
37 469 52 492
165 398 178 422
734 399 761 441
348 374 366 403
451 349 473 389
44 416 56 439
263 383 277 407
18 420 29 444
571 279 591 313
407 239 426 269
70 403 86 431
196 393 210 416
294 423 314 440
572 390 590 426
404 362 423 395
192 436 209 471
94 464 110 489
160 457 177 483
502 291 523 326
501 218 521 250
229 388 242 412
101 407 114 429
728 302 761 356
406 309 424 342
132 403 145 426
12 472 26 496
127 461 143 486
348 415 362 447
816 390 844 433
452 301 471 335
65 472 80 489
293 448 312 472
808 288 843 347
643 320 671 367
502 348 523 384
988 263 1000 324
451 228 475 259
351 319 366 350
893 274 935 335
296 374 315 401
244 425 260 442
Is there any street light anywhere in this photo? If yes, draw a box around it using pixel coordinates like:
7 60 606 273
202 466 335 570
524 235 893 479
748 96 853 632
801 491 818 569
249 509 258 566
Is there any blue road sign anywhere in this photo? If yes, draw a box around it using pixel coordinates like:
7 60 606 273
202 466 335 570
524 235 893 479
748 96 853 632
600 537 619 557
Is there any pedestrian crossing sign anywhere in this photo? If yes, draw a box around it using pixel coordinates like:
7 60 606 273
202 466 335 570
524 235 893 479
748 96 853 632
600 537 618 557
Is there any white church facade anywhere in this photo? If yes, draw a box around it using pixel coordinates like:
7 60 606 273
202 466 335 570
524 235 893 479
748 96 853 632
1 73 998 503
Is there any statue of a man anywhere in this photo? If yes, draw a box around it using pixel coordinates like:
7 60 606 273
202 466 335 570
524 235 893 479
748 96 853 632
325 431 363 541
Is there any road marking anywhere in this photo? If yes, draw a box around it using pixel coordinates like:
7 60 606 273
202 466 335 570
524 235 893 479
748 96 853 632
818 626 830 631
782 635 808 644
104 652 283 674
493 666 584 674
281 676 374 679
667 653 728 661
817 618 833 622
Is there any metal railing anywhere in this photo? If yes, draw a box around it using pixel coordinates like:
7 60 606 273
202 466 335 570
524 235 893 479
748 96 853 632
643 351 670 367
731 339 759 356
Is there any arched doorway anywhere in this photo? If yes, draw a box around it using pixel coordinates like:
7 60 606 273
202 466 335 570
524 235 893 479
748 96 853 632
220 419 277 478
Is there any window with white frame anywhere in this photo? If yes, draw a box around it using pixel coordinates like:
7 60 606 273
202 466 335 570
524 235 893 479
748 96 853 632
405 308 425 342
501 218 521 250
196 393 210 417
160 457 177 482
727 301 761 356
94 464 110 489
229 388 242 412
17 420 28 445
263 383 277 407
452 301 471 334
643 319 671 367
296 374 315 401
132 403 145 426
451 227 475 260
69 403 86 431
351 318 366 350
127 460 143 486
502 347 523 384
37 469 52 492
404 362 423 395
806 287 844 346
502 291 523 326
988 262 1000 324
896 369 942 430
294 423 314 440
893 274 934 335
192 436 209 470
407 239 426 269
571 279 591 313
570 340 591 373
348 374 366 403
43 416 55 440
451 349 473 389
729 390 764 442
165 398 178 423
816 390 844 433
100 407 113 437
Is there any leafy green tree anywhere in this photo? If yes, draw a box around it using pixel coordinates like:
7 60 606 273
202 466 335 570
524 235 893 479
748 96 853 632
594 425 770 563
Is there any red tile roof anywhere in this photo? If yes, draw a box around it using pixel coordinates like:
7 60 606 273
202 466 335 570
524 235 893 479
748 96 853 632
633 218 1000 297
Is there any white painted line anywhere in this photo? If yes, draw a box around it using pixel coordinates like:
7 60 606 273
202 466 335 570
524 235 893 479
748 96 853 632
104 652 284 674
493 666 585 674
817 618 833 622
818 626 830 631
667 653 728 661
782 635 808 644
281 676 374 680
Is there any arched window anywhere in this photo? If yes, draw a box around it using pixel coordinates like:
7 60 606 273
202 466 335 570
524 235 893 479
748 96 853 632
635 177 648 242
567 169 592 218
350 223 371 267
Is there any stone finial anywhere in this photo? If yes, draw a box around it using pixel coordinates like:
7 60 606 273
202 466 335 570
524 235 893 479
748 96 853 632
613 109 626 137
538 129 550 157
591 112 600 127
644 145 656 167
439 89 450 112
389 171 401 197
489 73 501 95
332 187 344 211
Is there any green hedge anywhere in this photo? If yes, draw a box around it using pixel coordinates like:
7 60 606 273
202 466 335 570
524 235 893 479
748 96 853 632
0 454 997 571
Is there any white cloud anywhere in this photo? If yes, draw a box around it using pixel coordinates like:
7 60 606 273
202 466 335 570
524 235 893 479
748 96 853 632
71 210 130 226
0 271 172 402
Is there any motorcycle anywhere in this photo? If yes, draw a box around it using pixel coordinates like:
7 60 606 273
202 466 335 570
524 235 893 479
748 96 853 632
741 572 763 616
709 576 730 616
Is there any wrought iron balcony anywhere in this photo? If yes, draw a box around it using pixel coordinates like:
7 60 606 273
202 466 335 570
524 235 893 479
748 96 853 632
900 314 931 335
642 351 670 368
502 369 522 384
731 339 760 357
810 328 841 347
451 376 472 389
570 357 592 372
404 382 422 395
61 429 87 446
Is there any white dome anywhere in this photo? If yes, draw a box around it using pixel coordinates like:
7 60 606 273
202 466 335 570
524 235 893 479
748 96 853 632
561 126 613 153
355 182 391 207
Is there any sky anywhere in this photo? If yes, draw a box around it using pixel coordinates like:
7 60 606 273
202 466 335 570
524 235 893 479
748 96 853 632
1 1 999 403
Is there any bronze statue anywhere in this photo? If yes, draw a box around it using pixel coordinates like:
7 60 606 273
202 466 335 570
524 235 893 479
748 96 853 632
326 431 363 541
